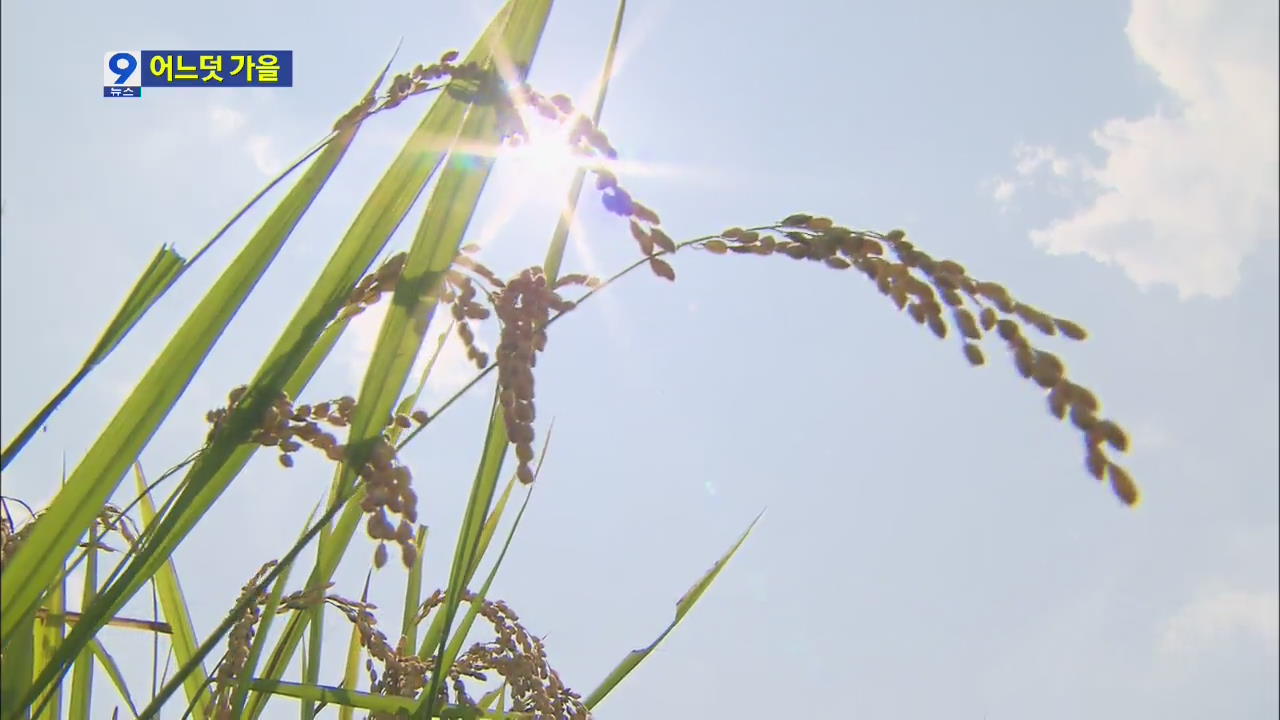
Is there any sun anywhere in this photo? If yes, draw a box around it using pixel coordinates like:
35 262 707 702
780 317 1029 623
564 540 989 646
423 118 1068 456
462 106 604 257
501 110 591 188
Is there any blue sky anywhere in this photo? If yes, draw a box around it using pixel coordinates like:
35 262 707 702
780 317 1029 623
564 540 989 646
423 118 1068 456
2 1 1277 718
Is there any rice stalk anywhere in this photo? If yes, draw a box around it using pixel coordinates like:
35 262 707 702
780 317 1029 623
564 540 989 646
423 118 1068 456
0 2 1144 717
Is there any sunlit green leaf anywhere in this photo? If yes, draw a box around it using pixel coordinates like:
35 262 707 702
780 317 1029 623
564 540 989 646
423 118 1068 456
133 464 209 717
583 512 763 710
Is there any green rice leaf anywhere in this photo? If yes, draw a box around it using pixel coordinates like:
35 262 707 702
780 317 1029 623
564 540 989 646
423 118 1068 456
419 424 548 664
32 573 64 720
583 511 763 710
0 614 33 720
399 525 430 650
295 494 327 719
336 571 373 720
2 246 184 470
477 683 506 710
389 323 452 446
246 679 531 718
3 118 335 474
133 464 209 718
417 474 516 658
67 522 100 720
416 397 508 692
541 0 627 281
300 598 324 720
439 473 536 676
86 246 187 365
89 639 141 719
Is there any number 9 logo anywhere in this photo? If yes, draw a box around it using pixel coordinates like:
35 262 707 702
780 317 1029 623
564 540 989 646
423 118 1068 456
103 51 141 86
108 52 136 83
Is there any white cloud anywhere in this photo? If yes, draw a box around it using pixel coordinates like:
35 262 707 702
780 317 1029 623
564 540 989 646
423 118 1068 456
987 144 1076 207
992 179 1016 203
208 104 246 137
1008 0 1279 299
246 135 281 176
1014 144 1074 178
201 103 280 177
1161 587 1279 656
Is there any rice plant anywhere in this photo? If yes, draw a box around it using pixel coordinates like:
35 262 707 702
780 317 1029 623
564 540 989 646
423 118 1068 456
0 1 1138 717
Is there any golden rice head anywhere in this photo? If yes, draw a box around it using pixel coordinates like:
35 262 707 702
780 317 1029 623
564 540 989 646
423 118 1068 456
340 435 419 569
802 222 1139 506
422 590 589 718
492 266 576 484
1107 462 1140 506
212 561 277 711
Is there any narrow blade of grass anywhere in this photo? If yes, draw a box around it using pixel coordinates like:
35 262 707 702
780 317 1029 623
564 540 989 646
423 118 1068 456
3 120 337 473
291 496 328 719
227 560 294 717
541 0 627 280
389 322 453 446
477 683 506 711
32 570 65 720
416 473 517 658
32 471 69 720
89 638 141 719
418 425 549 664
582 512 763 710
416 395 509 716
133 464 209 718
300 598 323 720
336 571 374 720
2 245 185 470
86 245 188 364
67 521 100 720
439 472 536 677
0 615 34 720
399 525 430 650
246 679 530 719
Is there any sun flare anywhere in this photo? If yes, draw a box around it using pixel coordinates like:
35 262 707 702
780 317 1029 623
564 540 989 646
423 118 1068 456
502 109 593 186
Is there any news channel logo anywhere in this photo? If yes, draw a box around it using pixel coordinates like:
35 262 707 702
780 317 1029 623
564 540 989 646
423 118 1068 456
103 51 294 98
